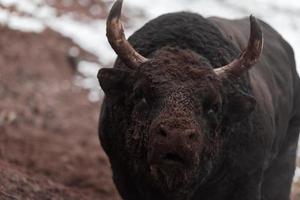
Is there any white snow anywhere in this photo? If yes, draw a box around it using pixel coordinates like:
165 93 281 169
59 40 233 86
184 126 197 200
0 9 45 32
294 167 300 181
75 60 103 102
77 60 101 78
0 0 42 13
47 18 116 65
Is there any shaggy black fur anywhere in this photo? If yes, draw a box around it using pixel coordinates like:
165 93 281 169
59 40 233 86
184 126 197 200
99 12 300 200
123 12 238 67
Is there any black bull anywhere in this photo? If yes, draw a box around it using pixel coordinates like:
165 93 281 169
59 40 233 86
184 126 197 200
98 0 300 200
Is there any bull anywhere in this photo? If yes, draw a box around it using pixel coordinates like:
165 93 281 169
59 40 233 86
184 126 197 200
97 0 300 199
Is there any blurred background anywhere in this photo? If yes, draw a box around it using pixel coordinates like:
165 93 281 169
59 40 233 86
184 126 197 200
0 0 299 199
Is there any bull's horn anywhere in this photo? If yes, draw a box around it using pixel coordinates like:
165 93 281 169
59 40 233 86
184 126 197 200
106 0 148 68
214 15 264 79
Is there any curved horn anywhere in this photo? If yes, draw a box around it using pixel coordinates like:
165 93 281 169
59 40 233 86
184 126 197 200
106 0 148 68
214 15 264 79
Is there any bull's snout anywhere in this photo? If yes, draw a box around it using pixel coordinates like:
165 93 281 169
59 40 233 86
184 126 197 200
148 123 203 168
158 125 198 141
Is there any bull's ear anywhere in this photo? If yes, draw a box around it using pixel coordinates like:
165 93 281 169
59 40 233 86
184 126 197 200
225 91 256 123
97 68 135 96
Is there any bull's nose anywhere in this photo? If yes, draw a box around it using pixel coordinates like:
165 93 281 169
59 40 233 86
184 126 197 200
148 124 200 167
157 124 199 141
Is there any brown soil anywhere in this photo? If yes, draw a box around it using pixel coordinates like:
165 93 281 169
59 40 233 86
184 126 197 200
0 160 87 200
0 25 120 200
46 0 109 20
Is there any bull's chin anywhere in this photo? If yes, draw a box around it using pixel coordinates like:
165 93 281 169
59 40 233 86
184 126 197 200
149 163 199 200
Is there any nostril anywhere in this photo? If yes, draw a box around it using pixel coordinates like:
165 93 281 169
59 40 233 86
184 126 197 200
185 129 198 140
163 153 185 164
188 132 197 140
158 125 168 137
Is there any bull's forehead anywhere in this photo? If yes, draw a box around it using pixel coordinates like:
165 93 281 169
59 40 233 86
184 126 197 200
152 86 199 125
139 47 216 84
139 62 217 89
152 87 194 114
155 86 194 113
139 65 221 103
141 69 222 121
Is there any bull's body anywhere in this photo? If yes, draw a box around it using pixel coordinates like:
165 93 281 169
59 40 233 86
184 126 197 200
210 16 300 199
99 12 300 200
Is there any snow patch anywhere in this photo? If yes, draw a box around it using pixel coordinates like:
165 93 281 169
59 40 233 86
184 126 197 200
0 10 45 32
294 167 300 181
77 60 101 77
47 17 115 65
75 61 103 102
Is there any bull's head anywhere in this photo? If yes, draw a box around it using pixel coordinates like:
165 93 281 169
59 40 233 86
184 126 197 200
98 0 263 199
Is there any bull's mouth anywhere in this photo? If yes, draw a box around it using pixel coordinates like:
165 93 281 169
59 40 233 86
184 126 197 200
162 152 186 165
148 150 189 167
147 147 200 196
148 153 197 192
148 161 198 200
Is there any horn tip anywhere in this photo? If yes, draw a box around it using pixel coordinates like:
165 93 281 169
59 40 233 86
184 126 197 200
249 15 260 24
249 15 261 31
249 15 255 21
249 14 263 41
108 0 124 22
248 14 264 62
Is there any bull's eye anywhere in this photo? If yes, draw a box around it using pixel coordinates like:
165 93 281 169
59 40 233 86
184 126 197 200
134 98 149 113
207 109 214 115
205 105 219 129
134 87 144 98
211 104 219 113
206 107 217 119
203 101 218 114
202 90 221 115
129 85 146 102
132 83 151 101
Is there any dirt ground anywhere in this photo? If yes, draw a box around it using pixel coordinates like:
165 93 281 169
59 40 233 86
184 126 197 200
0 25 120 200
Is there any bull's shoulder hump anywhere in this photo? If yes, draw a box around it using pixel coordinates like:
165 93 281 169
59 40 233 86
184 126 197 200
127 12 237 61
208 16 293 54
